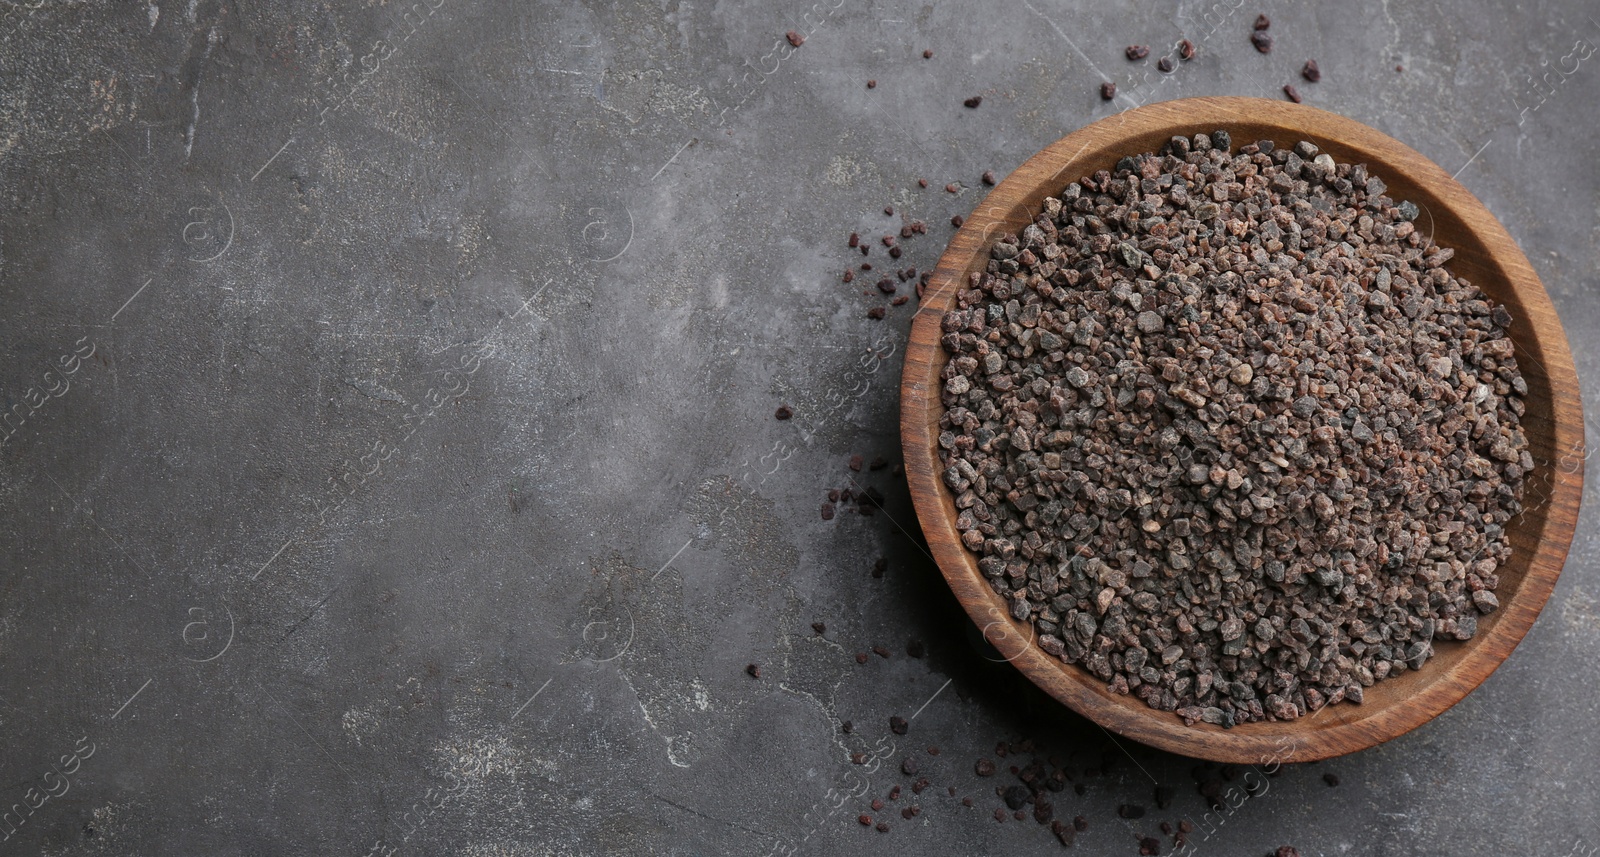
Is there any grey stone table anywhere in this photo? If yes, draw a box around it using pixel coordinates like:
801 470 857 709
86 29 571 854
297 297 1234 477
1 1 1595 855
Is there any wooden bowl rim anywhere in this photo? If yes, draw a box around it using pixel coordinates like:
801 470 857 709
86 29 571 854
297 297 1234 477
899 96 1584 763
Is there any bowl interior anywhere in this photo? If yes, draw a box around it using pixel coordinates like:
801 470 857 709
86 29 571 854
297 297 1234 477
901 97 1583 763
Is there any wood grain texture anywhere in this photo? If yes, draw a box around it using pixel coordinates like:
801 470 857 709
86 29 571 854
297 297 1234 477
899 97 1583 763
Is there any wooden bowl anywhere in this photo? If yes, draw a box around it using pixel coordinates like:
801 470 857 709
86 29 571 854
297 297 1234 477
900 97 1583 763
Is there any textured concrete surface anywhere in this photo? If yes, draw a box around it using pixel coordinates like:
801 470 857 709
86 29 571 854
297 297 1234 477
0 1 1596 855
